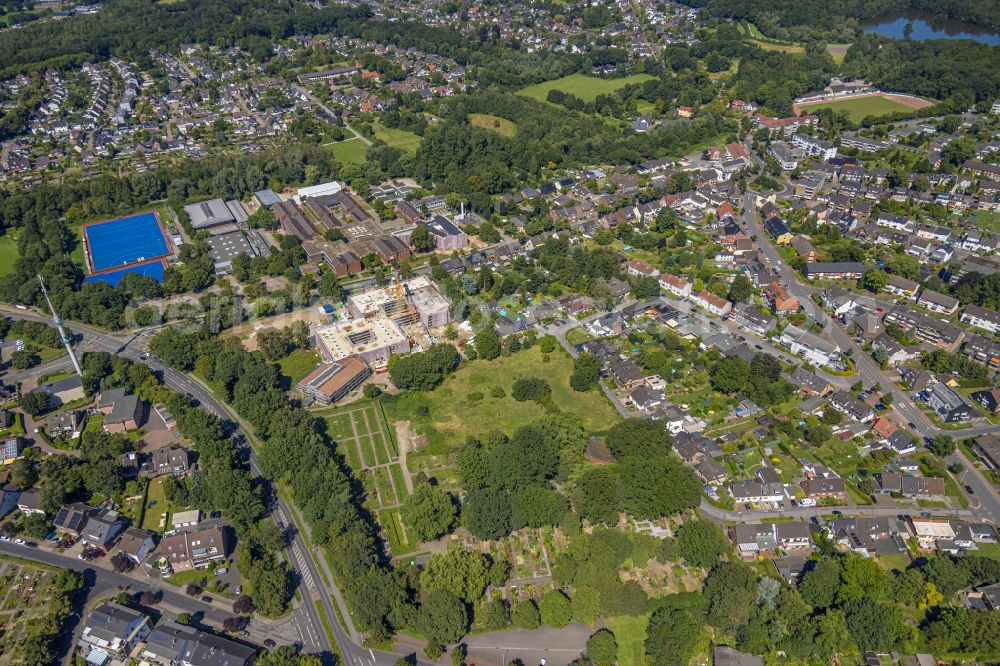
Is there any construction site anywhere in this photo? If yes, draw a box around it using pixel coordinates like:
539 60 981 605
315 275 451 370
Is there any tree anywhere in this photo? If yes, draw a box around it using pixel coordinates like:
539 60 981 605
233 596 255 614
480 598 510 631
363 384 382 399
410 224 434 252
401 482 457 543
110 552 135 573
462 488 513 540
475 326 501 360
633 276 660 300
389 344 459 390
710 356 749 394
22 512 51 539
676 521 729 569
646 603 702 666
704 562 757 634
799 558 841 609
20 391 50 416
512 599 541 629
223 616 250 632
417 590 468 645
619 456 701 519
573 465 621 526
539 590 572 627
928 435 956 457
176 612 193 625
728 274 753 302
511 377 550 402
318 272 343 301
586 629 618 666
10 458 37 488
570 353 601 392
572 586 601 626
139 591 160 607
10 350 39 370
860 269 888 293
256 327 290 361
605 418 672 459
422 549 491 603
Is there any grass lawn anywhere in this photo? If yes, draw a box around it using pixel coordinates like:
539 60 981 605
141 477 171 533
971 210 1000 233
877 553 911 571
372 124 421 153
327 138 369 164
383 346 620 454
797 96 921 123
565 327 597 346
517 73 655 104
0 235 18 276
826 44 851 64
469 113 516 137
606 615 648 666
751 39 804 54
278 348 322 384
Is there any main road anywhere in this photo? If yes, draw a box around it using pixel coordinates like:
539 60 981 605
742 193 1000 523
0 307 419 666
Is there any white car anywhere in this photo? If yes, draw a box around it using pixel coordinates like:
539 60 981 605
0 535 10 542
14 538 25 545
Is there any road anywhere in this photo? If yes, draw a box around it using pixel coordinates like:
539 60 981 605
741 193 1000 524
0 306 426 666
294 84 371 147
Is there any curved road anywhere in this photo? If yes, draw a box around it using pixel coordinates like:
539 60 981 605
0 307 419 666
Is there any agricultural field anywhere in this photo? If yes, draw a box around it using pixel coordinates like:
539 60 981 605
318 401 415 555
383 345 620 456
469 113 516 137
326 137 369 164
795 95 927 122
518 73 655 104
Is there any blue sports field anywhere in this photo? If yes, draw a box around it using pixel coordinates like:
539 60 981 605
83 260 166 286
83 211 170 273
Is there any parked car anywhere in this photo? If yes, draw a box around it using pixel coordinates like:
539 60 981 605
14 538 25 545
263 639 276 648
0 535 10 542
966 485 975 494
201 596 213 603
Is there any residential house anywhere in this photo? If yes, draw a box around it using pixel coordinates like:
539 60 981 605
730 522 811 558
98 388 145 434
828 391 875 422
77 602 151 664
421 215 468 251
179 632 257 666
54 502 93 538
696 459 728 485
885 275 920 300
0 436 25 464
730 480 785 505
141 447 191 478
871 334 917 368
658 273 692 299
920 382 973 423
884 306 965 351
917 289 960 315
81 509 125 549
161 525 230 572
626 259 660 279
788 367 832 396
972 387 1000 414
875 473 946 498
973 434 1000 470
790 235 820 263
116 527 156 564
31 374 85 408
778 325 841 367
961 304 1000 334
43 410 85 437
802 262 869 280
17 488 43 516
139 621 198 666
0 485 20 520
728 303 775 336
801 475 847 502
762 282 799 314
692 290 732 317
764 218 793 244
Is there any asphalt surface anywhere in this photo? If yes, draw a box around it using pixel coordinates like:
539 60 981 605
0 307 428 666
741 193 1000 524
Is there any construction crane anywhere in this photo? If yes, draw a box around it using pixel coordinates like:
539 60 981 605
37 274 83 376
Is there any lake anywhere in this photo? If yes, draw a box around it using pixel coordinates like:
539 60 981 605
861 12 1000 46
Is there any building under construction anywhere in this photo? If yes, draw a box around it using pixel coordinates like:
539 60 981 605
314 315 410 365
347 276 451 329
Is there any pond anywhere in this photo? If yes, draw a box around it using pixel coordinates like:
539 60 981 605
861 12 1000 46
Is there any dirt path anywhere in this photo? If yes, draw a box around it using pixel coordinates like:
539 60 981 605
394 420 419 495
